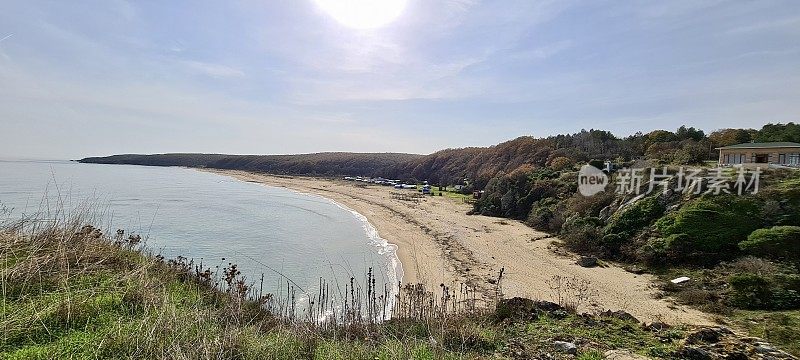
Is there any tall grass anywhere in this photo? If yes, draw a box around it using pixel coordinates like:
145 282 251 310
0 204 505 358
4 207 745 359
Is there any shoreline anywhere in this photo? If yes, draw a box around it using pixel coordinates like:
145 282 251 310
201 169 716 325
280 186 405 316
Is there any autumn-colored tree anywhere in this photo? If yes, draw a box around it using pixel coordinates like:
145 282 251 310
708 128 754 148
549 156 574 171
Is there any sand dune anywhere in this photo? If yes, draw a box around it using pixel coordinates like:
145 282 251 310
204 169 714 325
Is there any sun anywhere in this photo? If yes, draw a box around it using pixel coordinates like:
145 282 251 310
313 0 408 30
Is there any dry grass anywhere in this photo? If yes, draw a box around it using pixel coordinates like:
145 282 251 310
0 209 695 359
0 208 504 358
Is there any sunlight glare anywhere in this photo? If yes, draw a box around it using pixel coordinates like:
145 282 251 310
313 0 407 30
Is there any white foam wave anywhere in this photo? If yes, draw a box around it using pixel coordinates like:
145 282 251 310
267 187 403 320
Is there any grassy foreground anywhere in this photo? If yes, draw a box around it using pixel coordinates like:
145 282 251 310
0 217 793 359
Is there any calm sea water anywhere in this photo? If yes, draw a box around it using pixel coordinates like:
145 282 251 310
0 159 399 311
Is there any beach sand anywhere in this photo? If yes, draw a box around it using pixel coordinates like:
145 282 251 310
203 169 714 325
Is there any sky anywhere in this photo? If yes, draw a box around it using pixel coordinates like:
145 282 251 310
0 0 798 159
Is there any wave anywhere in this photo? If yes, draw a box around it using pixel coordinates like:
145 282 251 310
274 188 403 320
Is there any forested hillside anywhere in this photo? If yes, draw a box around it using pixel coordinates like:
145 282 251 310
79 152 423 177
461 124 800 354
80 123 799 186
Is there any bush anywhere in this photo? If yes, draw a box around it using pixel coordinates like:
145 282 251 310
560 217 604 253
601 233 625 251
564 191 615 218
654 195 761 256
605 196 665 239
739 226 800 261
728 273 800 310
636 237 668 266
636 234 691 265
549 157 574 171
526 198 564 232
728 273 774 309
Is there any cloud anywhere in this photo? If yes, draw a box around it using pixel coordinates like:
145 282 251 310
182 60 245 78
507 40 573 61
2 0 800 158
725 16 800 35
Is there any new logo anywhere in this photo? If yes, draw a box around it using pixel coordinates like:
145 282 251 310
577 164 608 197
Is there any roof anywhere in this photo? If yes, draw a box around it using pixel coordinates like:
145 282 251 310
717 142 800 150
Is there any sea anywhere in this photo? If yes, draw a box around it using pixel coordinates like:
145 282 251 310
0 159 400 316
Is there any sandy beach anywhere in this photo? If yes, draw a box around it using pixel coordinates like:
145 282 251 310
204 169 714 325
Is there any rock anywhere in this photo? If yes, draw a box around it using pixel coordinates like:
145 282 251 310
724 352 749 360
600 310 640 323
755 344 777 354
599 205 612 221
714 326 734 335
604 350 653 360
576 256 599 267
553 341 577 355
642 322 671 332
686 328 722 344
550 309 569 319
671 328 796 360
675 346 712 360
533 300 563 312
624 265 646 274
495 297 537 321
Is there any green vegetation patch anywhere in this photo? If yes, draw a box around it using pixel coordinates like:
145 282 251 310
730 310 800 356
654 195 762 256
740 226 800 262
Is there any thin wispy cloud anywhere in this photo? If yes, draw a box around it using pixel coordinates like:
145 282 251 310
725 15 800 35
182 60 245 79
0 0 798 159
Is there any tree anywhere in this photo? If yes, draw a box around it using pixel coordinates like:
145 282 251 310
676 125 705 141
549 157 574 171
755 122 800 143
646 130 677 144
708 128 754 147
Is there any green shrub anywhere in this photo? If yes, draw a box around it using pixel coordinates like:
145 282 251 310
776 274 800 292
605 196 665 239
771 289 800 310
729 273 774 309
560 217 604 253
655 195 761 256
728 273 800 310
564 191 615 218
526 198 564 232
636 234 691 265
739 226 800 261
601 233 625 250
636 237 668 266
